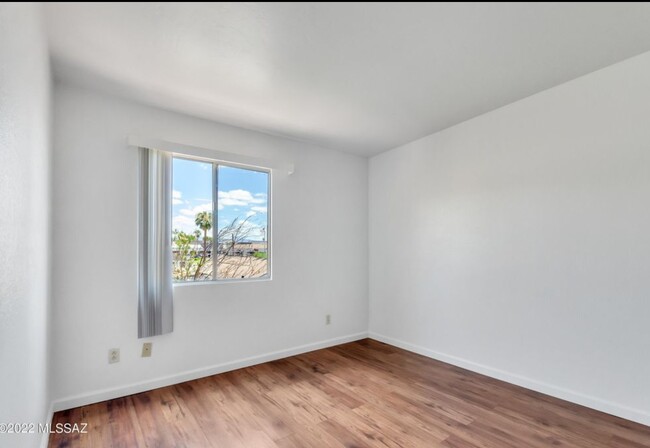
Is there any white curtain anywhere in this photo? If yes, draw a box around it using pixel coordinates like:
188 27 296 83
138 147 173 338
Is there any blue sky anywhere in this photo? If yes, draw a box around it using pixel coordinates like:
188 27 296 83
172 158 268 241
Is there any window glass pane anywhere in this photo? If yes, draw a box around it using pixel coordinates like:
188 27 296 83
172 158 214 282
217 165 269 279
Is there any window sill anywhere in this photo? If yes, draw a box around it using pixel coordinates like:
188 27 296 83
173 276 272 287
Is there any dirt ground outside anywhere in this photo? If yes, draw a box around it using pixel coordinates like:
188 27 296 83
216 255 268 279
173 253 268 281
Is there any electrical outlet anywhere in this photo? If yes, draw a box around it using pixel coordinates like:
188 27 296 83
141 342 152 358
108 348 120 364
326 314 331 325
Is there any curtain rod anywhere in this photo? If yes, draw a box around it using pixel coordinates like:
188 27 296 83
127 136 294 175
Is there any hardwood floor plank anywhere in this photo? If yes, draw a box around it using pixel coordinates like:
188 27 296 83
130 390 181 447
81 402 113 448
106 397 142 448
317 418 384 448
49 407 85 448
49 339 650 448
175 378 248 448
158 386 217 447
221 371 297 441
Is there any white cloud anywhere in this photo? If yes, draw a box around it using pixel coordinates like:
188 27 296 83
235 219 266 240
172 215 198 234
218 189 266 207
179 202 212 217
241 205 267 227
173 190 267 235
172 190 184 205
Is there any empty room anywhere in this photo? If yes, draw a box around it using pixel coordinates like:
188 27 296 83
2 2 650 447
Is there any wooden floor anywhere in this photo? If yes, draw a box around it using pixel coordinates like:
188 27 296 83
49 339 650 447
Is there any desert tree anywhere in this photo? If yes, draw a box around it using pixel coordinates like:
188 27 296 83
193 211 212 280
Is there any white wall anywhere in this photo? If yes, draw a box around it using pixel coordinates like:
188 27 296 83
51 83 368 408
369 51 650 425
0 4 52 448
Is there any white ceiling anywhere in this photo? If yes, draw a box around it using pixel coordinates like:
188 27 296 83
45 2 650 157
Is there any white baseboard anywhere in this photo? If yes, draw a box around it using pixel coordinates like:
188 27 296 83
48 331 650 429
51 332 367 412
40 402 54 448
368 332 650 427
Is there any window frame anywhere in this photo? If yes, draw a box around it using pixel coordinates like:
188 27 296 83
171 153 272 285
